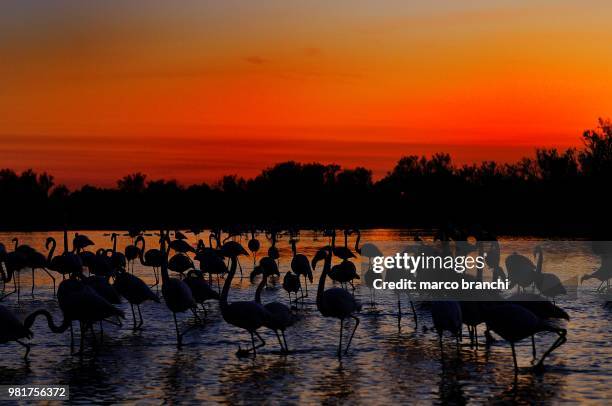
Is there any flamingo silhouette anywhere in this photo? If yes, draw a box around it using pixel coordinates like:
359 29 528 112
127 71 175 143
581 254 612 292
183 269 220 317
483 302 567 374
0 304 34 359
254 257 295 353
158 231 197 346
533 246 566 301
506 252 536 292
247 230 261 266
289 238 313 297
135 235 164 289
431 301 462 358
28 276 124 355
72 233 94 253
360 242 382 306
331 230 356 260
219 241 269 357
282 271 301 308
508 292 569 359
312 246 361 358
114 267 160 330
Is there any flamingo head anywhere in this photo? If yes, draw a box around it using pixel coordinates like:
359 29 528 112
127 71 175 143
311 246 331 269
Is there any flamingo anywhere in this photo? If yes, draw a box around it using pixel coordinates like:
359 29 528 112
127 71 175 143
168 253 195 277
114 267 160 330
581 255 612 292
0 304 34 359
124 240 140 273
109 233 127 270
28 276 124 355
329 260 360 291
282 271 301 308
135 235 164 289
158 231 197 346
219 241 269 357
247 230 261 266
12 238 56 297
0 248 27 301
254 257 295 353
195 243 226 293
533 246 566 301
312 246 361 358
360 242 383 307
431 301 462 357
483 302 567 374
72 233 94 253
508 292 569 359
331 230 356 261
183 269 220 317
289 238 313 296
505 252 536 292
46 232 83 280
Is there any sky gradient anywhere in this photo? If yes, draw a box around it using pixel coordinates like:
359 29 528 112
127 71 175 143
1 1 612 187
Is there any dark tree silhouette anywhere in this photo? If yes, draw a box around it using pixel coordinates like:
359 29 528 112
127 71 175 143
1 119 611 236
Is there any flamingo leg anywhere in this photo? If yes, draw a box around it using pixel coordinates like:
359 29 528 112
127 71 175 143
69 323 74 354
397 296 402 332
410 300 418 328
304 277 308 297
190 307 202 323
173 313 181 346
137 305 144 329
338 318 344 358
16 339 31 360
31 268 35 297
282 330 289 353
77 322 85 357
42 268 56 296
345 315 360 355
535 329 567 369
250 332 256 356
274 330 284 352
531 335 537 359
511 342 518 375
254 331 266 351
130 303 137 330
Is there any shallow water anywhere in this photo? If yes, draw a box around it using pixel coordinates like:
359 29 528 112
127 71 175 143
1 230 610 404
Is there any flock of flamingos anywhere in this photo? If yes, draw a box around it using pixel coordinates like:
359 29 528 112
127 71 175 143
1 227 611 376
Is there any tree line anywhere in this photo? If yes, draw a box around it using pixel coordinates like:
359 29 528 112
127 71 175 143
2 119 611 236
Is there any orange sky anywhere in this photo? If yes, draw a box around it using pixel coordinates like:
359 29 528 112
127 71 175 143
1 1 611 187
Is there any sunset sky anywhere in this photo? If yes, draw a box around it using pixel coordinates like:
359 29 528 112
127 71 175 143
1 1 612 187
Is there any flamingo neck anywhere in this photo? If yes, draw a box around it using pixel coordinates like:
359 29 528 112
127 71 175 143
316 250 332 310
46 239 56 264
536 249 543 274
255 273 268 304
220 256 237 312
354 232 361 252
136 237 146 265
159 234 170 285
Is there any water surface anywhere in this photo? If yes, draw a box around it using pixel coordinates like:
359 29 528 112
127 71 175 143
1 230 610 404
